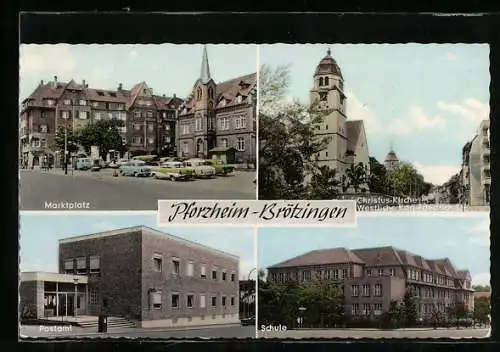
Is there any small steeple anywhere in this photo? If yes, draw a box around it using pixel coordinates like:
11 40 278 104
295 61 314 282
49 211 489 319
389 141 394 153
327 48 331 56
200 45 212 84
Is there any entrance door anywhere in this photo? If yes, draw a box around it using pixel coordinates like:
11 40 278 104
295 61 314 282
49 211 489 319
57 294 67 316
66 294 75 316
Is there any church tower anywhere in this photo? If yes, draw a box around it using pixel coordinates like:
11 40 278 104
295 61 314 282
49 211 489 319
384 143 400 172
309 48 348 173
192 45 217 158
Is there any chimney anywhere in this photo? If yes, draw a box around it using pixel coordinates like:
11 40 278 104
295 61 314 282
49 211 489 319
162 94 166 97
82 79 86 88
118 83 123 91
53 76 58 88
40 80 44 86
173 93 176 98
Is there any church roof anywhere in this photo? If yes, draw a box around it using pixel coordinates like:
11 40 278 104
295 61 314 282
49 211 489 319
199 45 212 84
314 49 343 78
385 150 399 162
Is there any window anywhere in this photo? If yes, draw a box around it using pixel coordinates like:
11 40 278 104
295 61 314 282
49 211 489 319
235 115 247 129
237 137 245 151
367 269 372 276
171 294 179 308
390 268 395 276
40 139 47 147
221 138 228 148
351 303 359 316
132 136 143 145
120 127 127 133
153 255 163 272
222 272 227 281
231 273 236 282
79 111 88 119
64 259 74 272
195 117 203 131
46 99 54 106
212 269 217 280
76 257 86 274
211 296 217 307
236 95 242 104
341 269 347 279
362 284 370 297
200 294 206 308
61 111 69 119
94 112 101 120
148 137 155 145
222 296 226 307
374 284 382 297
208 87 214 99
64 99 71 105
90 290 98 305
89 255 100 273
187 262 194 277
134 111 141 118
220 99 226 107
108 112 113 119
164 136 171 143
181 124 190 135
172 258 180 275
147 123 154 132
351 285 359 297
151 291 162 309
92 101 99 108
40 125 48 133
362 303 370 316
109 92 117 97
231 297 235 306
201 265 207 278
324 77 329 86
197 87 202 100
219 117 229 130
378 269 384 276
187 294 194 308
319 77 324 86
79 100 87 106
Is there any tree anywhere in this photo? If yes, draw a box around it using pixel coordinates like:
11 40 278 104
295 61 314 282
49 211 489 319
399 289 418 328
53 126 80 154
381 300 401 329
308 165 339 199
473 296 491 327
339 174 350 193
388 162 431 197
368 157 389 194
472 285 490 292
346 162 368 193
447 302 469 329
77 119 127 159
442 174 461 204
258 64 331 200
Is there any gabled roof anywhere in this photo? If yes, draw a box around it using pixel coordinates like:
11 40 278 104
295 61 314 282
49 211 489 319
385 151 399 162
268 248 365 269
351 246 403 267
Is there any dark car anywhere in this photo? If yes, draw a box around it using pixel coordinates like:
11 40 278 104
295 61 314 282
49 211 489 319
240 316 256 326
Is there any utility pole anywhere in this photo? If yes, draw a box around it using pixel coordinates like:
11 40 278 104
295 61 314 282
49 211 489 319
64 123 68 175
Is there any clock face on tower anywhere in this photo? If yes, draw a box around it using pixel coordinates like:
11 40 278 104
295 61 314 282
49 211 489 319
319 92 327 101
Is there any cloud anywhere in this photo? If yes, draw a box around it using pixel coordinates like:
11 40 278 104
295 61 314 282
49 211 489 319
468 218 490 247
20 44 76 74
346 91 382 134
387 105 445 136
473 272 490 286
437 98 489 125
128 50 138 60
443 52 460 61
412 162 459 185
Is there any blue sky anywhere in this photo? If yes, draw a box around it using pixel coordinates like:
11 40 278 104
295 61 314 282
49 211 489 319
258 214 490 286
260 44 490 185
19 214 256 280
19 44 257 103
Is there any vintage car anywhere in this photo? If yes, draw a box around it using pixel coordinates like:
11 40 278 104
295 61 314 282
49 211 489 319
184 159 216 178
208 159 235 175
119 160 152 177
75 157 92 170
150 161 194 181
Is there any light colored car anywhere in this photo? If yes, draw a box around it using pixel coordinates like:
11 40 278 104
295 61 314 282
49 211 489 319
184 159 216 178
151 161 194 181
119 160 152 177
76 158 92 170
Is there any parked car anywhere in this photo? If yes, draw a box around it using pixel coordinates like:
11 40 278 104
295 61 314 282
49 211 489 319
119 160 152 177
208 159 235 175
108 160 120 169
151 161 194 181
184 159 216 178
240 316 256 326
76 157 92 170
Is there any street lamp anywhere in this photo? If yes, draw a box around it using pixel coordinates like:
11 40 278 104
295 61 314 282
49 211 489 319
298 307 307 328
73 277 79 318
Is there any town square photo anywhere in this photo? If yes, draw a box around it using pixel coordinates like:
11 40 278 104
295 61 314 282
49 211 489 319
257 213 490 339
19 213 256 339
19 44 257 211
258 44 490 211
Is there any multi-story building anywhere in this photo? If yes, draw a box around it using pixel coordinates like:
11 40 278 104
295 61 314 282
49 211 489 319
177 46 257 164
310 49 370 177
20 226 240 328
19 78 182 168
267 246 474 320
460 119 490 207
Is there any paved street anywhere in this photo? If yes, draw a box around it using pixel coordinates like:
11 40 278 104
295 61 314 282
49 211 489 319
20 324 255 339
20 168 256 211
258 327 490 339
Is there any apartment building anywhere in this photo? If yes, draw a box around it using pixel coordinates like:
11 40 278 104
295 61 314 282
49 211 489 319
267 246 474 320
177 46 257 164
19 78 182 168
460 119 490 207
20 226 240 328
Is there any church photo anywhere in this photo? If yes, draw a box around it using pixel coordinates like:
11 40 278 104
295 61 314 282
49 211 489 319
258 44 490 211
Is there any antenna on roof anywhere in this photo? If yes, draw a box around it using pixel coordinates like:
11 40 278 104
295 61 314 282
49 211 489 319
327 47 332 56
389 140 394 152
